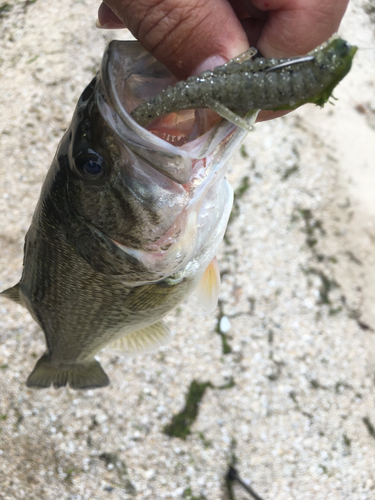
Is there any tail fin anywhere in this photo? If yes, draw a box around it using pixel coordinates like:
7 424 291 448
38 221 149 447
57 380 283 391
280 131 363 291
26 354 110 390
1 283 23 306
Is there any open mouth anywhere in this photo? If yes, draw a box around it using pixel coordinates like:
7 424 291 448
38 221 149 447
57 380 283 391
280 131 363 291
143 108 222 147
90 41 240 282
100 40 246 198
101 40 227 154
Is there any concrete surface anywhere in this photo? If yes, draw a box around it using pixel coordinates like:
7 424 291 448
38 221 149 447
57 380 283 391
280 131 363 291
0 1 374 499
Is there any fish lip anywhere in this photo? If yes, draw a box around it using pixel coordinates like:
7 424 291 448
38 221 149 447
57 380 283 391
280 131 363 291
100 40 194 185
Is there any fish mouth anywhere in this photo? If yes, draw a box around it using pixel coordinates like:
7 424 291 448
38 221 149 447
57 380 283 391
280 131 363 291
95 41 245 279
100 40 219 146
100 40 246 185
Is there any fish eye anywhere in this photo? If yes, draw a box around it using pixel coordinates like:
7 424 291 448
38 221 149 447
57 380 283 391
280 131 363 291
83 160 102 176
74 149 106 179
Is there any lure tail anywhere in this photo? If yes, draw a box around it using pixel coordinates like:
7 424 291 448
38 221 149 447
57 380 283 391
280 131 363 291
26 354 110 389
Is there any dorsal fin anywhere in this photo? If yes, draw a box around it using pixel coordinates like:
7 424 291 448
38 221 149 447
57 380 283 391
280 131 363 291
1 283 23 306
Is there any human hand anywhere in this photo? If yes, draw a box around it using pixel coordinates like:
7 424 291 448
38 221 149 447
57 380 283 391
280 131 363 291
97 0 349 120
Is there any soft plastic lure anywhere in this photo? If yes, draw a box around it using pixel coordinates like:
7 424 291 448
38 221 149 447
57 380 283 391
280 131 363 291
131 37 357 130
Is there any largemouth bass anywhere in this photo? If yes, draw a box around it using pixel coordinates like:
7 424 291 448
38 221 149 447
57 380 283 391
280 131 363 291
1 38 356 390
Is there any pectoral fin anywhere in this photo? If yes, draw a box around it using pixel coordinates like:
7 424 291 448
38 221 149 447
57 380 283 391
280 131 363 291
195 257 221 312
107 321 171 356
1 283 23 306
26 354 109 389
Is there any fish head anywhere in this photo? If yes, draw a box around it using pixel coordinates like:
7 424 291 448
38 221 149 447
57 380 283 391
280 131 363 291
66 72 188 252
62 41 246 284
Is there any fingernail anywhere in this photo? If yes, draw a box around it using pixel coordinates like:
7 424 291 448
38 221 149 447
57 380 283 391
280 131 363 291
192 55 228 76
95 18 107 29
95 18 126 30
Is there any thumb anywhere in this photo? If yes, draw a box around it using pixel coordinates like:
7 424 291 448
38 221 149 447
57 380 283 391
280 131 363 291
99 0 249 78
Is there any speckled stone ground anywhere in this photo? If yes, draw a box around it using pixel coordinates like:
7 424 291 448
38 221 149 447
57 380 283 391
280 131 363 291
0 1 374 499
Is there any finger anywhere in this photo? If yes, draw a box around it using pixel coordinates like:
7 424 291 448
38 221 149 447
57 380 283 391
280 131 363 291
256 109 289 122
97 2 127 29
242 0 349 122
248 0 350 57
102 0 250 78
240 17 266 47
242 0 268 20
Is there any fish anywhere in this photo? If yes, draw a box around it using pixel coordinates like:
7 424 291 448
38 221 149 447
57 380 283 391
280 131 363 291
0 41 242 389
1 37 356 390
